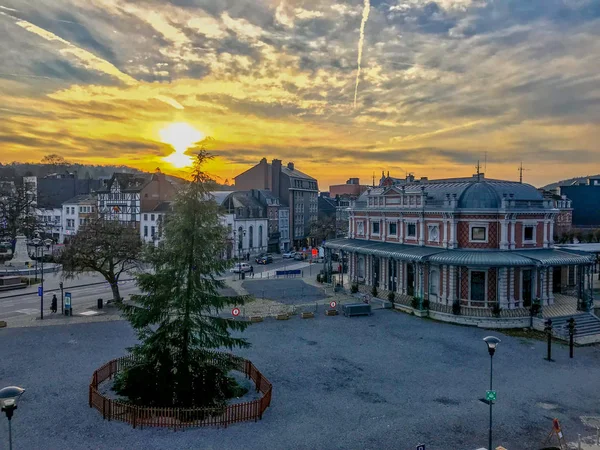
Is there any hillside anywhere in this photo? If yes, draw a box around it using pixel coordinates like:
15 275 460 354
541 174 600 191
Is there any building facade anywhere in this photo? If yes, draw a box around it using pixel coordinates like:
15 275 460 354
97 170 175 227
61 194 97 243
329 178 368 198
234 158 318 248
558 178 599 228
140 202 172 245
278 207 290 252
325 174 595 312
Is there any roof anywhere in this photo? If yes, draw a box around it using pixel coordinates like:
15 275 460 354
324 239 595 266
210 191 234 206
97 173 150 193
559 244 600 254
281 166 316 181
152 201 172 212
62 194 96 205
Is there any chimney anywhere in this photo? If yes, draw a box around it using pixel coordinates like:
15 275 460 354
272 159 282 198
287 162 294 171
406 174 415 182
420 177 428 181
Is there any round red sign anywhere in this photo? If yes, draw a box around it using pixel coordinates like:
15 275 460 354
330 301 337 309
232 307 240 317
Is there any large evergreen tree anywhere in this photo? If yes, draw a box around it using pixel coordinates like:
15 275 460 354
115 152 250 409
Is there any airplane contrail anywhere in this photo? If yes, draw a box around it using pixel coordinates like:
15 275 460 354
353 0 371 109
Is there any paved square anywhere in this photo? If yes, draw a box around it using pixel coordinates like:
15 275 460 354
0 310 599 449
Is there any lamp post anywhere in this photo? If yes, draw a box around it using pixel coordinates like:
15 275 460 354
483 336 501 450
0 386 25 450
234 229 246 280
32 237 53 320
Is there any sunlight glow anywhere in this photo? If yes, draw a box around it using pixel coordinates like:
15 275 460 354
160 122 204 168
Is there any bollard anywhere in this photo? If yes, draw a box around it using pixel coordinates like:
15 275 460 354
544 319 554 362
567 318 576 359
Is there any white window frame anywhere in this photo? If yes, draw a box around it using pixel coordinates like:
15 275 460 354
468 269 488 304
522 223 536 244
357 221 365 236
469 223 489 243
406 221 417 240
428 224 440 243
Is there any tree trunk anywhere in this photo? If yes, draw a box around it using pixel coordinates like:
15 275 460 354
110 278 122 303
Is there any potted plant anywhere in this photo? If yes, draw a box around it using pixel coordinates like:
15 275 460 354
492 302 501 317
411 296 420 309
422 298 430 310
351 284 359 294
371 286 378 298
387 291 395 303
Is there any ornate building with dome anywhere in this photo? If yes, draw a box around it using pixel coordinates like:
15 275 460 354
324 173 595 312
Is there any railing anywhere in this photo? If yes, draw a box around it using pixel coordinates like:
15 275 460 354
89 353 272 429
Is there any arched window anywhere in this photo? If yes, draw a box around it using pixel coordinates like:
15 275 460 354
430 268 439 297
258 225 263 248
249 226 254 249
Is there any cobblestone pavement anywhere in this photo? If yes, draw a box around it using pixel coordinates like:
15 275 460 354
1 311 600 449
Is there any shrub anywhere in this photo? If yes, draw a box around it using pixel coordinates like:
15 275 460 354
371 286 378 298
411 297 420 309
452 301 461 315
316 274 322 283
530 303 541 316
422 299 430 310
523 297 532 308
350 284 359 294
492 303 501 317
387 291 395 302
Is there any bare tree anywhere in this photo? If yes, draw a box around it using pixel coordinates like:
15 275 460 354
60 218 143 302
0 182 38 245
309 215 337 245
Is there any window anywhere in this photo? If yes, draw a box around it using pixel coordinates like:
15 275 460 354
407 223 416 238
144 214 148 221
357 221 364 236
80 218 83 225
151 226 155 237
389 222 397 235
151 214 155 221
470 271 486 302
144 226 148 237
470 226 487 242
259 225 263 248
372 221 380 235
430 269 439 296
523 225 535 242
428 224 439 242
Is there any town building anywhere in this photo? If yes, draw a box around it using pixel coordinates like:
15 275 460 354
329 178 368 198
140 202 172 245
35 207 62 242
214 191 269 260
234 158 318 248
61 194 97 243
324 173 595 312
278 207 290 252
250 189 282 253
97 170 176 227
539 189 573 237
35 175 103 209
558 178 600 228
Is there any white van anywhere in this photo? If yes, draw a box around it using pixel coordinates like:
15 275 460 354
230 262 252 273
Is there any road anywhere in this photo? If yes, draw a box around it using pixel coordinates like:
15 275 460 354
0 255 319 321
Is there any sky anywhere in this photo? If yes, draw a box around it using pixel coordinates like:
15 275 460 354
0 0 599 188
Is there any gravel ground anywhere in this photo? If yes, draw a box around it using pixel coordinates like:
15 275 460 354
0 311 599 449
242 279 327 305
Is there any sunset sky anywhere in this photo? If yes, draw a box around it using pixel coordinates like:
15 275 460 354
1 0 599 188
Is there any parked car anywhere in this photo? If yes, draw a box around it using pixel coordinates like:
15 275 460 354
294 253 306 261
255 253 267 263
230 262 252 273
257 255 273 265
282 251 296 259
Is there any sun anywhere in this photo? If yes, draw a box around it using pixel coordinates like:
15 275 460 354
160 122 204 168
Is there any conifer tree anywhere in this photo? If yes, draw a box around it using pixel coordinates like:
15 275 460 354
115 151 249 409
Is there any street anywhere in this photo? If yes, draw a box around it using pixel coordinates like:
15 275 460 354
0 255 319 321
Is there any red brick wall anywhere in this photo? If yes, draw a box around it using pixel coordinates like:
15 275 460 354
457 222 499 249
488 268 497 302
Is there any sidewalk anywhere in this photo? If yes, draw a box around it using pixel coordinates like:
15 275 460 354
1 303 123 328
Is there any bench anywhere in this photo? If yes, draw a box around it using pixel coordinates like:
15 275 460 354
342 303 372 317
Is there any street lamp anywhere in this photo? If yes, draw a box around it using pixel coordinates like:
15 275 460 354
0 386 25 450
233 228 246 280
32 237 53 320
483 336 501 450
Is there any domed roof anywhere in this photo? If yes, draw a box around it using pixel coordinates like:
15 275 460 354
458 182 500 209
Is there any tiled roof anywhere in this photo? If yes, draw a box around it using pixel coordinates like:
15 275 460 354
62 194 96 205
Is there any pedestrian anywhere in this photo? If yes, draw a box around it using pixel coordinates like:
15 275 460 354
51 294 58 313
246 252 250 261
250 265 254 278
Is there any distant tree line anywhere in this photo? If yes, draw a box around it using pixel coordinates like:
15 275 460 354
555 229 600 244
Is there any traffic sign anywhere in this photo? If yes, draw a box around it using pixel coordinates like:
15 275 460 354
38 286 43 296
232 307 240 317
330 301 337 309
485 390 497 402
65 292 72 308
416 445 425 450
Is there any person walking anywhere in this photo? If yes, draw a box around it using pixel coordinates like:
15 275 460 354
250 265 254 278
51 294 58 314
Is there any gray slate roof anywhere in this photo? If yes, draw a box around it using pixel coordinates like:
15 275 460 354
324 239 595 266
